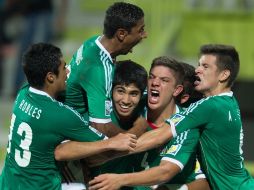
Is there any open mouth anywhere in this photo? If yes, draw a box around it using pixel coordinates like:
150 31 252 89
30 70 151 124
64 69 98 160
151 90 159 97
149 89 160 103
118 104 131 113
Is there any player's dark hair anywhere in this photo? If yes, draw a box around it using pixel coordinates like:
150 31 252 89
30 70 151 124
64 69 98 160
150 56 185 85
103 2 144 38
200 44 240 87
23 43 62 89
113 60 147 94
175 62 203 107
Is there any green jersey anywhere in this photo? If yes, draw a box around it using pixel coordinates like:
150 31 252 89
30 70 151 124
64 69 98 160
63 35 114 123
91 101 146 190
167 92 254 189
0 85 105 190
134 106 204 190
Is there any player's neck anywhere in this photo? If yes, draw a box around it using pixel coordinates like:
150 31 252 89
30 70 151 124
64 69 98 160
100 35 122 59
147 102 177 127
203 85 231 97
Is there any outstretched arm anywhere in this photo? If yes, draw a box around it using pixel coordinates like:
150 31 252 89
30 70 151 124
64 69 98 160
88 160 181 190
85 122 173 166
91 116 147 137
54 133 137 161
134 122 173 153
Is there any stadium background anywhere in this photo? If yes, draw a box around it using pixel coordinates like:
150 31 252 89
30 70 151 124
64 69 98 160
0 0 253 176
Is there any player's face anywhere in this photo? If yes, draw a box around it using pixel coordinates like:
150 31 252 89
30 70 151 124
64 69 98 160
113 83 141 119
120 17 147 55
195 54 222 96
148 65 180 111
55 58 68 93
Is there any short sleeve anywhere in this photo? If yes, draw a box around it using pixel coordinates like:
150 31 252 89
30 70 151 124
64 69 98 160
80 61 113 123
56 104 105 142
166 98 215 136
160 128 199 170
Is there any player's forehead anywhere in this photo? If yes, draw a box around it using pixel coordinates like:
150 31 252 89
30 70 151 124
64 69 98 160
113 83 140 92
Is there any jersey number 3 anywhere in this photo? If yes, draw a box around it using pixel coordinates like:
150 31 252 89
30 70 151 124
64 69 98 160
7 114 33 167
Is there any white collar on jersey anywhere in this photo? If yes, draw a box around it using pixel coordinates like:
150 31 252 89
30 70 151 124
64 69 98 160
29 87 52 99
217 91 233 97
95 36 113 63
145 104 180 120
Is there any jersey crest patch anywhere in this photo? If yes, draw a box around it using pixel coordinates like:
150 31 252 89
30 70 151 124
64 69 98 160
165 144 181 156
105 100 112 116
169 114 185 126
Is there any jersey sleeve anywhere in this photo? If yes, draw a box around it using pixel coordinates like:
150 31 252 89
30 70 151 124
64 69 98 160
80 60 112 123
160 128 199 171
166 98 215 137
56 103 105 142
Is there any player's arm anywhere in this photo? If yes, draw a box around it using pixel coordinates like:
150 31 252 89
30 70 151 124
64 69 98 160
88 160 181 190
86 122 173 166
54 133 137 161
134 122 173 153
84 122 173 167
185 178 211 190
92 116 147 137
91 121 124 137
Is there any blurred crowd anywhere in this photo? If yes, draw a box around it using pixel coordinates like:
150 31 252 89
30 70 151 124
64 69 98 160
0 0 68 98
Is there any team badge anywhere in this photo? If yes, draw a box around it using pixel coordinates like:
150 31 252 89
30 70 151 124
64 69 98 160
105 100 112 116
166 144 181 156
169 114 185 126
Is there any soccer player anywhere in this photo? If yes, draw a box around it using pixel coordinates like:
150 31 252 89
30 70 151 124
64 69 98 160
0 43 137 190
90 60 148 184
175 62 203 107
62 2 148 137
88 57 209 190
60 60 148 189
118 44 254 189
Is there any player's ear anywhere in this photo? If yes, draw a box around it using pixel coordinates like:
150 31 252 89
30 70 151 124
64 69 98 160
173 85 183 97
46 72 56 84
116 28 128 42
219 69 230 83
180 94 190 104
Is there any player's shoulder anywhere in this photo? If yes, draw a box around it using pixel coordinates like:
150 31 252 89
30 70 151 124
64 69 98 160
53 100 85 120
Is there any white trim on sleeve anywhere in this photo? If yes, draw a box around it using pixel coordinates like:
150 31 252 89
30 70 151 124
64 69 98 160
161 157 184 170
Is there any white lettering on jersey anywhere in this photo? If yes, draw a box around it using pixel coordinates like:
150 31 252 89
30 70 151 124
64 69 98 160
19 99 42 119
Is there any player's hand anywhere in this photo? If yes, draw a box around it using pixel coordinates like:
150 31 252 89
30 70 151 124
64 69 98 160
108 133 137 152
88 174 122 190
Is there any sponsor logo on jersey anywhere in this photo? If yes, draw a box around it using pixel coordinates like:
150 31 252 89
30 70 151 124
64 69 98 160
165 144 181 156
105 100 112 116
169 114 185 126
